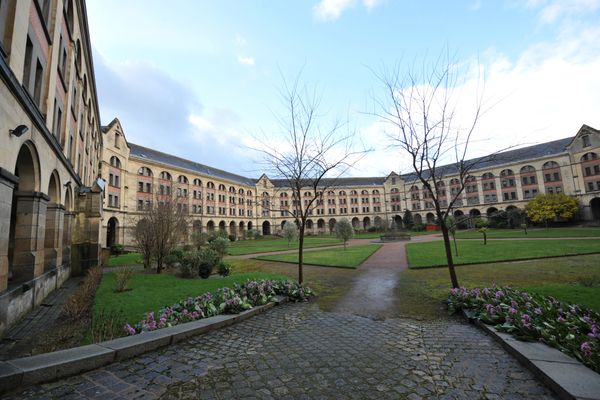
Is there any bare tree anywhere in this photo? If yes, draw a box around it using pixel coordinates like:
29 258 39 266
131 184 187 273
370 53 505 288
252 74 367 284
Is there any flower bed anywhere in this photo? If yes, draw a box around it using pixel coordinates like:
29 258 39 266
447 286 600 373
125 279 313 335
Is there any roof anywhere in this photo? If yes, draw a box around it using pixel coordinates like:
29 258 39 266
400 137 572 182
128 143 257 186
270 177 387 189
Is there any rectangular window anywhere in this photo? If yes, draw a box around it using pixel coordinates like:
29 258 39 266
585 167 592 176
583 135 591 147
588 182 594 191
137 200 143 210
33 60 43 107
53 102 62 138
23 37 33 90
0 0 10 52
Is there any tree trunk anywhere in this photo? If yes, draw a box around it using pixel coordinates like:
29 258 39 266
440 224 460 288
298 226 305 284
452 234 458 257
483 232 487 245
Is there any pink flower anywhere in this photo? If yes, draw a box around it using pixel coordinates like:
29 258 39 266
510 300 518 308
580 342 593 358
124 324 136 336
509 307 518 315
495 291 504 299
521 314 531 329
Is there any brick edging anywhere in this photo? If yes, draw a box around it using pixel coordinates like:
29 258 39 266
462 310 600 400
0 297 287 394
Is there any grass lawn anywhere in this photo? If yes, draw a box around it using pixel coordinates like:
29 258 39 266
228 237 342 255
454 227 600 239
254 244 382 268
407 239 600 268
396 254 600 319
106 252 142 267
93 271 287 324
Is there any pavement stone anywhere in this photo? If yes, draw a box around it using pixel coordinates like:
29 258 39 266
1 302 557 399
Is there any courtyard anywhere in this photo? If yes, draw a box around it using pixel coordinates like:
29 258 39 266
2 229 600 398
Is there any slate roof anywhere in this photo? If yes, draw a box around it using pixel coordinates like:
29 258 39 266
400 137 572 182
270 177 387 188
129 143 257 186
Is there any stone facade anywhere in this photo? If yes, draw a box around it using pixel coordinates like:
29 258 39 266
99 121 600 249
0 0 103 335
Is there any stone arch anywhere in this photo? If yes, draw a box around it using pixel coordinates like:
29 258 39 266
247 221 253 231
218 220 226 232
453 210 468 229
262 221 271 236
591 198 600 221
239 221 245 233
193 220 202 233
363 217 371 230
306 219 314 230
426 212 436 224
351 217 360 229
375 215 384 230
106 217 119 248
393 215 402 229
486 207 499 217
328 218 337 234
47 171 60 203
414 214 423 224
44 171 62 271
317 218 325 230
207 220 215 232
281 220 287 230
229 221 236 237
14 141 41 192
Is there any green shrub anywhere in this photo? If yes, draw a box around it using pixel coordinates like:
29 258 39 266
179 251 200 278
192 231 210 249
217 261 232 277
411 223 425 232
209 236 230 259
474 218 489 229
63 266 102 320
110 244 125 256
198 248 219 278
228 234 237 242
90 308 127 342
164 248 185 269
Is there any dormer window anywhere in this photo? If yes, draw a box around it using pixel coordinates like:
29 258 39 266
583 135 591 147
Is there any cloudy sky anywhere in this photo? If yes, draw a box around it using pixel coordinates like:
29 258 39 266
87 0 600 178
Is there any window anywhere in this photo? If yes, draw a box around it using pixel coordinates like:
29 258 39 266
0 0 10 51
53 101 63 138
138 167 153 176
110 156 121 168
583 135 591 147
160 171 172 180
33 60 44 107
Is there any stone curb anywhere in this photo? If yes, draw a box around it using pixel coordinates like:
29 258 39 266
463 310 600 400
0 297 286 394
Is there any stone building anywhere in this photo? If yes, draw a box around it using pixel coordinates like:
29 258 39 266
0 0 103 335
100 121 600 249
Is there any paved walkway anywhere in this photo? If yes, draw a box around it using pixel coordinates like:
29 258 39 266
4 303 556 400
0 277 83 361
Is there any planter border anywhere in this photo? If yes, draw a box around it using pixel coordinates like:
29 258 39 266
0 297 286 394
462 310 600 400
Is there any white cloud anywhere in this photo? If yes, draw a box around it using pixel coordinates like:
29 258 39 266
313 0 383 22
238 56 256 66
353 24 600 176
521 0 600 23
235 34 247 47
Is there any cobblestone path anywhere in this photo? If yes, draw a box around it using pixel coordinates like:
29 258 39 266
5 303 556 400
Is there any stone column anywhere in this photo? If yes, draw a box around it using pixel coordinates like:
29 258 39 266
0 169 18 292
11 191 48 282
43 203 65 271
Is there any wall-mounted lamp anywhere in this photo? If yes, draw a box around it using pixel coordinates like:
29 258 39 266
64 181 72 188
9 125 29 137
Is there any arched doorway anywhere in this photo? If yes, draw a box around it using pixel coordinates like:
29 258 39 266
107 217 119 248
414 214 423 225
247 221 253 231
453 210 467 229
193 220 202 233
229 221 236 237
393 215 402 229
218 220 226 232
281 220 287 230
262 221 271 236
239 221 245 236
328 218 336 234
9 142 41 284
469 209 481 228
351 217 360 229
306 219 314 231
44 171 61 270
363 217 371 230
426 212 436 224
207 220 215 232
591 198 600 221
486 207 498 217
317 219 325 232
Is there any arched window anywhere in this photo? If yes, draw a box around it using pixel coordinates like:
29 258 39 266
391 187 399 193
160 171 172 180
410 185 419 191
581 152 598 162
229 186 236 193
304 191 312 197
178 175 188 184
436 181 445 187
207 181 215 189
466 175 476 182
327 191 335 196
372 189 379 195
361 190 368 195
218 184 226 191
543 161 560 169
520 165 535 173
338 190 346 196
280 192 288 198
138 167 153 176
500 169 514 177
247 191 252 197
193 178 202 186
450 178 460 185
239 188 245 195
482 172 494 180
350 190 358 195
500 169 516 188
109 156 121 168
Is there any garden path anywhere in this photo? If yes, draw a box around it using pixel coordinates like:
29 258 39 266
332 234 439 319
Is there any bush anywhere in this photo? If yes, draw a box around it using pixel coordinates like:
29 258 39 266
164 248 185 269
209 236 230 259
114 268 134 292
411 223 425 232
63 266 102 320
474 218 489 229
228 234 237 242
216 230 229 240
217 261 232 277
198 248 219 279
110 244 125 256
367 226 378 232
179 251 200 278
191 231 210 249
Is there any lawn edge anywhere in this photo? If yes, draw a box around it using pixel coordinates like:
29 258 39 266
251 257 357 269
0 297 290 394
408 251 600 269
